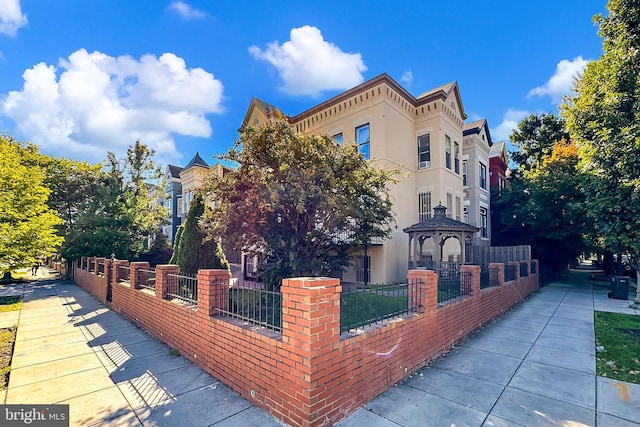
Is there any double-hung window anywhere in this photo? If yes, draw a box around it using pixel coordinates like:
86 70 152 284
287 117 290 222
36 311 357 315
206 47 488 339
462 160 468 186
418 192 431 221
333 133 343 145
418 134 430 169
480 208 488 238
356 124 370 159
445 135 452 169
454 142 460 174
479 162 487 189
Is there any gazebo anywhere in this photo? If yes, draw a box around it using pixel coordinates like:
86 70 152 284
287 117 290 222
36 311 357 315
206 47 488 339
403 204 480 270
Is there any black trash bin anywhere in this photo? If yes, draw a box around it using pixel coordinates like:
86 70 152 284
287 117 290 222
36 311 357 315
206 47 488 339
608 276 629 300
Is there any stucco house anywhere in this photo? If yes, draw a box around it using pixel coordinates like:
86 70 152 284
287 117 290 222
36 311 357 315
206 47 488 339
243 73 492 284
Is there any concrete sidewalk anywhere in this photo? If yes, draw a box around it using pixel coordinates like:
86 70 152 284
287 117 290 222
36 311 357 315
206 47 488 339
1 268 639 426
0 268 284 426
339 269 640 427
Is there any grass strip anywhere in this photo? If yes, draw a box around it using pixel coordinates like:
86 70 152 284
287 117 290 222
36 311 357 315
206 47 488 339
595 311 640 384
0 296 23 312
0 326 17 390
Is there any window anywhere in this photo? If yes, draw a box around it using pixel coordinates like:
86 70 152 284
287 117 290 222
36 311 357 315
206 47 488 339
445 135 451 169
464 207 469 224
480 207 488 238
356 124 370 159
463 161 468 186
446 194 453 218
333 133 343 145
479 162 487 189
418 192 431 221
454 142 460 174
417 134 430 169
455 196 461 221
355 255 370 283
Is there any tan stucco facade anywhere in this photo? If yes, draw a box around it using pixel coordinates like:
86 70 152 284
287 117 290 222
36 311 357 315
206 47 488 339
245 74 489 284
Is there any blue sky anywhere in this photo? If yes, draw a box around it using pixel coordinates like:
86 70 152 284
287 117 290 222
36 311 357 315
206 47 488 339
0 0 606 168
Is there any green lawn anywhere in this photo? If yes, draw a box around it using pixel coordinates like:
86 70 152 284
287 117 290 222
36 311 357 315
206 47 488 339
0 296 23 312
341 291 408 332
0 326 16 390
595 311 640 384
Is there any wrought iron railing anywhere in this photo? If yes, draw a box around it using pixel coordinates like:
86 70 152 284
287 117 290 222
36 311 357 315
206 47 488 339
340 279 422 333
117 265 130 283
520 262 529 277
97 261 105 276
166 272 198 306
88 259 95 272
137 269 156 291
215 279 283 333
438 269 472 303
531 260 537 275
505 265 517 282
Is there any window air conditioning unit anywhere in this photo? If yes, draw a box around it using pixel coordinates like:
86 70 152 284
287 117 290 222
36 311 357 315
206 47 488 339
419 161 430 169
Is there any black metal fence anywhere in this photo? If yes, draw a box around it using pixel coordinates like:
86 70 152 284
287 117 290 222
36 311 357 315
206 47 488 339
166 272 198 306
88 259 95 272
216 280 283 333
117 265 130 283
340 279 422 333
531 260 537 275
489 265 503 287
505 265 517 282
137 269 156 291
438 270 472 303
97 261 105 276
520 262 528 278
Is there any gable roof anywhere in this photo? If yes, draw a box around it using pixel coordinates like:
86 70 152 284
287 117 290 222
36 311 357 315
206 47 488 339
489 141 507 158
463 118 493 146
290 73 468 122
183 152 209 170
167 164 183 178
241 97 287 128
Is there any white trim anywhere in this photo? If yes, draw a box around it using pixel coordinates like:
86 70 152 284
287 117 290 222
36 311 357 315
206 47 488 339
352 116 371 127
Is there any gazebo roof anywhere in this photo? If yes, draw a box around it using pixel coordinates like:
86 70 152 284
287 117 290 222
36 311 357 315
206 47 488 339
403 204 479 234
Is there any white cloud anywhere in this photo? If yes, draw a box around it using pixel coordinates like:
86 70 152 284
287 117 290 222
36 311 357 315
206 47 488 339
1 48 224 163
527 56 590 104
168 1 206 20
0 0 27 36
249 25 367 96
490 108 531 142
400 70 413 87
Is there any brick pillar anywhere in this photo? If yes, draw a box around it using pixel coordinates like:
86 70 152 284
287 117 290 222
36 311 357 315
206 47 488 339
408 269 437 311
508 261 520 282
281 277 341 425
489 263 505 287
112 260 130 286
156 264 180 300
129 262 150 290
461 265 481 298
197 269 231 317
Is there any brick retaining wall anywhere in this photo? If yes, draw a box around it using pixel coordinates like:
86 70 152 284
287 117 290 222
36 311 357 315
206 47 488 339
74 258 539 426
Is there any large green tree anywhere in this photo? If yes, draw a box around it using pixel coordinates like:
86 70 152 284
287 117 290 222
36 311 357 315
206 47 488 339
61 141 167 261
562 0 640 270
509 113 569 174
173 194 228 274
493 140 589 281
0 136 63 273
204 121 398 287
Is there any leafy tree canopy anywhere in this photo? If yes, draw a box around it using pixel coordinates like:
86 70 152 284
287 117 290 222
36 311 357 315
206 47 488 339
494 137 590 281
174 194 228 275
0 135 63 272
562 0 640 262
509 113 569 173
204 121 398 287
61 140 167 261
